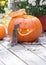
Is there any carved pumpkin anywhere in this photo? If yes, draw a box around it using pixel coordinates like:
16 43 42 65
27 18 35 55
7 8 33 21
8 15 42 42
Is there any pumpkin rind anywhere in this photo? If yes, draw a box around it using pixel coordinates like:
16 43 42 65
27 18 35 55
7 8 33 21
8 15 42 42
0 24 6 39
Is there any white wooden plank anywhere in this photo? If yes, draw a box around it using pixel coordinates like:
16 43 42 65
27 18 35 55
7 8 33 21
0 61 5 65
42 44 46 48
1 41 46 65
38 32 46 48
8 45 46 65
0 32 46 65
0 41 35 65
0 45 27 65
23 44 46 61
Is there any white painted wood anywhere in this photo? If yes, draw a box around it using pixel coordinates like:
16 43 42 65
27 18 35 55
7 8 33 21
0 45 27 65
42 44 46 48
23 44 46 61
0 41 35 65
39 33 46 48
7 45 46 65
0 32 46 65
0 61 5 65
1 40 46 65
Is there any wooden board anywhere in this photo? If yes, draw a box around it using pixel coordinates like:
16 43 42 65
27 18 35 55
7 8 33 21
0 45 27 65
0 61 5 65
1 40 46 65
23 44 46 61
0 32 46 65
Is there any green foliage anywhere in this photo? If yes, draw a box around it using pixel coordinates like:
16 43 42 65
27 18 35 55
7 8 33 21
0 6 5 13
16 0 46 16
0 0 8 13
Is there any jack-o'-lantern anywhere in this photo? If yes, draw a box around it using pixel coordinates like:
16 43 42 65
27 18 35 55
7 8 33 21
8 13 42 42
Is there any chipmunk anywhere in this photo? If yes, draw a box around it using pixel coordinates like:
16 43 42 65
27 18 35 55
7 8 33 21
11 24 19 46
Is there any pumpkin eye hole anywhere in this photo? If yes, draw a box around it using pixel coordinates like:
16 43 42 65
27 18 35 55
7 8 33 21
27 29 30 32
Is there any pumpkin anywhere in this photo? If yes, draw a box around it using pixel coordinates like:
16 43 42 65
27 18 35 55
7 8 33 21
8 15 42 42
0 23 6 39
8 9 26 18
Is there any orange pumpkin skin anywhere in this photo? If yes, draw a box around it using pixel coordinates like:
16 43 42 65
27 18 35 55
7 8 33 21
0 24 6 39
8 15 42 42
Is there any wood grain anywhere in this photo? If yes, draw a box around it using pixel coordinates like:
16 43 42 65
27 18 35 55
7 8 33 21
0 32 46 65
0 45 27 65
1 40 46 65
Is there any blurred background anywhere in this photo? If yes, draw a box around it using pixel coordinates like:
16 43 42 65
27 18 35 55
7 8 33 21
0 0 46 28
0 0 46 14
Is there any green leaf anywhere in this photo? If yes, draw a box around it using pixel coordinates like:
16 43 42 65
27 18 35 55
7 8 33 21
16 0 46 16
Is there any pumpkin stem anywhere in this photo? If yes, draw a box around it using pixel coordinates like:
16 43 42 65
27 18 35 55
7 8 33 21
11 24 19 46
